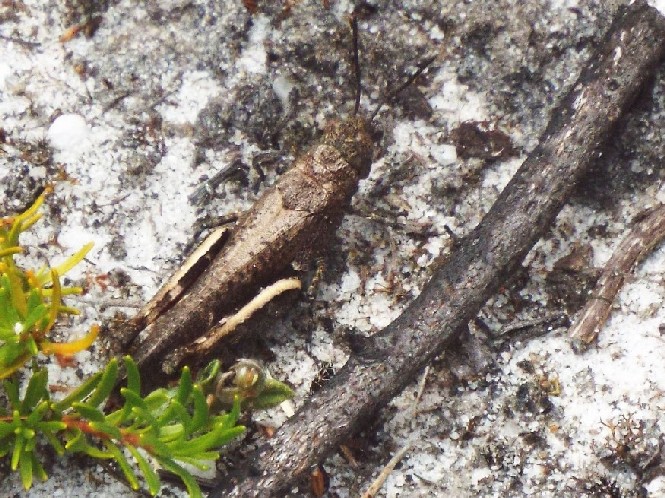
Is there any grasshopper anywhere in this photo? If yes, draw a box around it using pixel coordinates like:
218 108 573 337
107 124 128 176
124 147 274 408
120 17 434 389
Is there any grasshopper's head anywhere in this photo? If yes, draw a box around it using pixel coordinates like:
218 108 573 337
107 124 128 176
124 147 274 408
321 116 374 179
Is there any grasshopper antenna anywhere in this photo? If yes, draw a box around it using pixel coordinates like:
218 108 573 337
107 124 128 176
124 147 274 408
369 53 438 123
350 14 362 116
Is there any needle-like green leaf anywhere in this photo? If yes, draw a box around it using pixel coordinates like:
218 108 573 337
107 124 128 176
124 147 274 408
105 441 139 491
20 368 48 414
176 366 193 405
124 356 141 395
86 359 118 408
127 445 161 496
72 403 105 423
18 447 33 490
189 386 209 433
53 370 103 413
158 457 203 498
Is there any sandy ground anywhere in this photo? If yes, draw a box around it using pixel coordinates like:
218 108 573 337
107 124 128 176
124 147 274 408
2 0 665 496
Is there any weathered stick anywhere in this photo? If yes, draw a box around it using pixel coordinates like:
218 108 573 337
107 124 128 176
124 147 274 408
215 2 665 496
569 203 665 349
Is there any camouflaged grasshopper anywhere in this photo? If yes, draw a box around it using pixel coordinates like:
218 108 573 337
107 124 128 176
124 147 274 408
121 18 434 388
123 116 373 382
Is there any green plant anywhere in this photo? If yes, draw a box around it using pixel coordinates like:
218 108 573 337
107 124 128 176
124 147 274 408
0 356 245 496
0 189 97 377
0 191 294 496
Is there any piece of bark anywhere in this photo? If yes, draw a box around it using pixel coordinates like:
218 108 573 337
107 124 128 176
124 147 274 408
569 204 665 350
214 3 665 496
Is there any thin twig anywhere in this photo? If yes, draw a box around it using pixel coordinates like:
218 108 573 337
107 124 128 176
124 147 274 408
350 14 361 116
369 54 438 123
498 312 569 339
569 203 665 350
360 367 428 497
77 297 143 309
359 442 412 498
412 366 429 419
214 3 665 496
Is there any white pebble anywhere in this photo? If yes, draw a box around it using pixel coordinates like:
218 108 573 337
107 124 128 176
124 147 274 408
47 114 89 152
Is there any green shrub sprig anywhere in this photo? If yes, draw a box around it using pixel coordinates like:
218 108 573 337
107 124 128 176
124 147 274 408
0 188 96 377
0 190 294 496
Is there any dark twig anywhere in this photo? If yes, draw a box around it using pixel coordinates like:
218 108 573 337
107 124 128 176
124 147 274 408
214 3 665 496
350 14 361 116
369 54 437 123
498 312 570 340
569 203 665 350
0 34 41 48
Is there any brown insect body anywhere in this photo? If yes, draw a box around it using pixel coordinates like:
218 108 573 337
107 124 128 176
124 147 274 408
127 116 373 386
